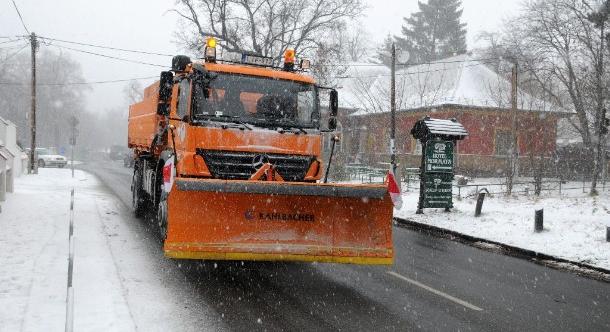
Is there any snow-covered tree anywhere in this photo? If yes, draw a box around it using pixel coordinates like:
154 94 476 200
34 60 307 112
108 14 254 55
373 34 394 67
395 0 467 63
172 0 364 60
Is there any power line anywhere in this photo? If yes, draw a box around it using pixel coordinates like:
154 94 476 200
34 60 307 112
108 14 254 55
0 42 28 50
11 0 30 35
37 36 174 57
0 44 28 64
52 44 167 68
0 38 25 46
331 57 499 68
0 75 158 86
331 59 497 80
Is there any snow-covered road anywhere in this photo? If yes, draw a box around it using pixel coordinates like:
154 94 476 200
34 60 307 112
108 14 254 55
2 165 610 331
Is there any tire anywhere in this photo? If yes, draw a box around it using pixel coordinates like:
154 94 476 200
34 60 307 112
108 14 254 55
132 161 147 218
154 163 168 241
37 159 45 168
157 194 168 242
59 164 65 168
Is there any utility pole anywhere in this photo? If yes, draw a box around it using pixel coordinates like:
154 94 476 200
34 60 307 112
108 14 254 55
69 116 79 178
507 62 518 195
390 43 397 174
28 32 38 174
591 15 606 196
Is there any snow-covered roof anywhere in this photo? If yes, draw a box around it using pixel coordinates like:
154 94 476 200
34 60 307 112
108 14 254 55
411 118 468 139
337 62 390 111
341 54 567 116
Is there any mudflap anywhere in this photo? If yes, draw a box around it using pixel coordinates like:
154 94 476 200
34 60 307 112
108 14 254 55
163 179 394 265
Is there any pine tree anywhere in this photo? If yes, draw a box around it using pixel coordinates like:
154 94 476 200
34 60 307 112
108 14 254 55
373 34 395 67
396 0 467 63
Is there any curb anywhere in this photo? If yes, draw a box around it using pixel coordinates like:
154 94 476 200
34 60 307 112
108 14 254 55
394 217 610 282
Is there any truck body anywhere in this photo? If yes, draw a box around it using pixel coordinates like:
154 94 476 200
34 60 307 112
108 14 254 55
128 44 393 264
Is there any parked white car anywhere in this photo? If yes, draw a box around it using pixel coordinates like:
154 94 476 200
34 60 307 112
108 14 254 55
35 148 67 168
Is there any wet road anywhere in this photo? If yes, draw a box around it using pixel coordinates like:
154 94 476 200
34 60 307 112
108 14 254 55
79 160 610 331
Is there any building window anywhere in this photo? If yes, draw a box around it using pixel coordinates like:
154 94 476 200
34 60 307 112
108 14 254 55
495 131 513 156
177 79 190 118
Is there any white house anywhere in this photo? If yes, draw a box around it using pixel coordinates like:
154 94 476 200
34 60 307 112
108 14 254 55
0 117 26 202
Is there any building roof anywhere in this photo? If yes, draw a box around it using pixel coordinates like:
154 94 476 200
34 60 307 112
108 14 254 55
341 54 568 116
411 117 468 140
337 62 390 111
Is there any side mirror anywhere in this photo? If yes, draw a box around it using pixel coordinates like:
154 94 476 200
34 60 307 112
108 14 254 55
329 89 338 117
328 117 337 131
157 71 174 116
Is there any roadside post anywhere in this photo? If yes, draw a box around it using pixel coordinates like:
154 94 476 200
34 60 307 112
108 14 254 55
535 209 544 232
475 188 489 217
411 117 468 214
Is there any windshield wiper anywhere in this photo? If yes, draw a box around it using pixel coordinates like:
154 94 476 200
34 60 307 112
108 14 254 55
196 114 253 130
277 127 307 134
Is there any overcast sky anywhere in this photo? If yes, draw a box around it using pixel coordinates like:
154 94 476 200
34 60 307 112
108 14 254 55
1 0 521 115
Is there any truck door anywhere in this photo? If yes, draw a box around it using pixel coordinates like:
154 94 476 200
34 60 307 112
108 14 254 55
172 78 191 162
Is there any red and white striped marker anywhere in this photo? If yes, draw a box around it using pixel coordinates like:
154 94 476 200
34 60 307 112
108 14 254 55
387 168 402 209
163 158 175 193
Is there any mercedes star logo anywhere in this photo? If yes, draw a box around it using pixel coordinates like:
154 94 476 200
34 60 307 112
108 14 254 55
252 154 270 169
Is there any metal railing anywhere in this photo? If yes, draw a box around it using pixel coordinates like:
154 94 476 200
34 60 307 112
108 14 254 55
347 165 602 198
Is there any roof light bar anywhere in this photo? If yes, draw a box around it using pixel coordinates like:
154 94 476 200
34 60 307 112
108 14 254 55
205 37 217 62
284 48 296 71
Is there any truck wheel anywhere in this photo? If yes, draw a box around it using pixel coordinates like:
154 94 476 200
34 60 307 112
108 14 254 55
157 194 168 241
155 167 168 241
132 163 147 218
38 159 45 168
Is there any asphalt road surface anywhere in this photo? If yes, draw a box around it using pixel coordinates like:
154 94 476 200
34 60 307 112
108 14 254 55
78 160 610 331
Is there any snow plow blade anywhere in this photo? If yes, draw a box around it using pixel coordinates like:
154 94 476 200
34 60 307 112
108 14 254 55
164 179 394 265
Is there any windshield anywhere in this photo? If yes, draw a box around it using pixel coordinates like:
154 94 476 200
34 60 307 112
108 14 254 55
191 73 318 129
36 148 52 155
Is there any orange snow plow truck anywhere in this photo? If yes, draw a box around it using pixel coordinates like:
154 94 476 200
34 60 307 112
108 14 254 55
128 39 393 265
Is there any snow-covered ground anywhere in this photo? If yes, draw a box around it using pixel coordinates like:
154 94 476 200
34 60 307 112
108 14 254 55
0 168 135 331
0 168 226 332
394 181 610 271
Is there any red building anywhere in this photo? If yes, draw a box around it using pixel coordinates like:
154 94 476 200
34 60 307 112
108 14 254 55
336 55 570 176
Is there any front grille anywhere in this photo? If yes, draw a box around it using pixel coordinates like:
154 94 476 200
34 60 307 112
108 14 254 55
199 150 314 181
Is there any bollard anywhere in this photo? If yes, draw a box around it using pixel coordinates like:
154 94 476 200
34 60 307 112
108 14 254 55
535 209 544 232
475 192 486 217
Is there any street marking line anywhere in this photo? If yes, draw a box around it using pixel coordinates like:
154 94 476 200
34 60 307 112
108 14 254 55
386 271 483 311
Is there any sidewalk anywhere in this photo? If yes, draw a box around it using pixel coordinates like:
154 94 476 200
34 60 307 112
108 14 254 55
395 187 610 271
0 168 136 331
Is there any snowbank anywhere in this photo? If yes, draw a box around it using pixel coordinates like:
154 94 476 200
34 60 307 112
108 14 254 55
395 186 610 270
0 168 135 331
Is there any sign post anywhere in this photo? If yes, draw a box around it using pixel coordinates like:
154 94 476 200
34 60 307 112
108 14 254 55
411 117 468 214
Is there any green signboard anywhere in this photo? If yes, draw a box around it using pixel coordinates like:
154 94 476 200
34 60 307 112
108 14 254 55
423 173 454 208
424 140 454 173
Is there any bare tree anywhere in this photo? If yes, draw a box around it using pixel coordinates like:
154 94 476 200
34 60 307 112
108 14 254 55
340 23 371 62
172 0 364 60
495 0 610 194
0 49 89 149
123 80 144 105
